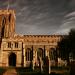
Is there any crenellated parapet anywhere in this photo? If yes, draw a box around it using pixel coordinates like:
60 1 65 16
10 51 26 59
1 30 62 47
0 10 15 15
4 34 63 49
23 35 63 44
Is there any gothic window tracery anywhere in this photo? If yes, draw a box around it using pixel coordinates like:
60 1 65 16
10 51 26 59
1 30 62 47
37 48 43 59
26 48 33 61
49 48 55 60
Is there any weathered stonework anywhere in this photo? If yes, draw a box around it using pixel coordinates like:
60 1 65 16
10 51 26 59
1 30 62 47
0 9 64 69
0 9 15 38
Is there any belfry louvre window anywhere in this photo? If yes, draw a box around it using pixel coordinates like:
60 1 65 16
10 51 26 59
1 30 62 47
15 42 18 48
8 42 11 48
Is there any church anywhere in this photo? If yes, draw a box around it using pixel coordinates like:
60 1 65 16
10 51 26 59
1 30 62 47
0 9 63 70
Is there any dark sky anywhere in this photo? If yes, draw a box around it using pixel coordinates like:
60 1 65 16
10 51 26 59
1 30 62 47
0 0 75 35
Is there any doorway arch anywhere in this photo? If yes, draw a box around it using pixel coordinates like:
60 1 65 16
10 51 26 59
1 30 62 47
8 52 16 66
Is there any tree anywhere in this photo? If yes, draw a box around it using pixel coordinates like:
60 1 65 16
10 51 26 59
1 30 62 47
57 29 75 64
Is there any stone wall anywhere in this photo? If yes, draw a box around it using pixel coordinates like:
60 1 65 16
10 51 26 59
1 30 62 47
0 35 63 67
0 9 15 38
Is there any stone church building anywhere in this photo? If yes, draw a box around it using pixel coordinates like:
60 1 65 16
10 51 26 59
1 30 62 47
0 9 63 69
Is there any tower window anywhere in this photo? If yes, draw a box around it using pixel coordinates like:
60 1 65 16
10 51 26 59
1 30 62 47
8 42 11 48
15 42 18 48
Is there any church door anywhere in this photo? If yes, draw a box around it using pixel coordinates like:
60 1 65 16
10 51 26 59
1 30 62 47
8 52 16 66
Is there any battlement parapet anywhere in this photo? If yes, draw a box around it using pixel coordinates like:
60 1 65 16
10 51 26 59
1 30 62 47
0 9 15 15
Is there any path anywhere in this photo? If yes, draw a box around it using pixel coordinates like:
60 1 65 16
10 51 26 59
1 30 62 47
3 68 18 75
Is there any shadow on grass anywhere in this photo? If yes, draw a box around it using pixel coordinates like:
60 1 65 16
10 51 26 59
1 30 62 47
0 66 70 75
16 67 65 75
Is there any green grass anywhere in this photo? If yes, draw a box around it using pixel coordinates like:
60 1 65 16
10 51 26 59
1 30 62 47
51 66 70 70
0 67 6 75
0 66 70 75
15 66 70 75
16 67 33 75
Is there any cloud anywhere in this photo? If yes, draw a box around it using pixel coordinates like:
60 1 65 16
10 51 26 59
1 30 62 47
0 0 75 35
55 11 75 34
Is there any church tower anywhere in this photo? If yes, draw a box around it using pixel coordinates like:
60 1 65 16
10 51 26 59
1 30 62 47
0 9 15 38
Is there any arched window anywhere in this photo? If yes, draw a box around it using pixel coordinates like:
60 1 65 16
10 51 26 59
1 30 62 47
37 48 43 59
49 48 55 60
26 48 33 61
